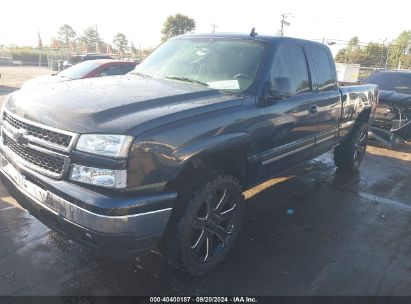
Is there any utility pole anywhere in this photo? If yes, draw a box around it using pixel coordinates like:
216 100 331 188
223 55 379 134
406 43 411 55
385 48 390 70
380 39 387 69
279 13 292 36
211 23 219 33
95 24 99 53
397 43 411 71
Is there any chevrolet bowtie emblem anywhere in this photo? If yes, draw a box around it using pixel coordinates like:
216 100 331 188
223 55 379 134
13 129 29 146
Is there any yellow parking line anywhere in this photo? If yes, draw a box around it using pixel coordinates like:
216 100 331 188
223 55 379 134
0 196 23 210
244 175 295 200
0 206 16 211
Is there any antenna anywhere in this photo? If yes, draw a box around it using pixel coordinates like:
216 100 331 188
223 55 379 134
250 27 258 37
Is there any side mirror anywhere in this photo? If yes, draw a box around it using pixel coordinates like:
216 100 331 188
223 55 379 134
269 77 293 100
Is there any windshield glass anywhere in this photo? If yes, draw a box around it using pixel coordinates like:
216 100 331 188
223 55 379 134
131 38 265 92
58 61 101 79
364 72 411 95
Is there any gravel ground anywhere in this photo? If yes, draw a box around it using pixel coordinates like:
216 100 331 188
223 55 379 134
0 66 50 104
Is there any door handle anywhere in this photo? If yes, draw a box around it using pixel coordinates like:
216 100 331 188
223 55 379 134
308 105 318 114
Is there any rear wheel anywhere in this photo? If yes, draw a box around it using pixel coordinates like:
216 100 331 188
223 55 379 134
163 174 244 276
334 122 369 171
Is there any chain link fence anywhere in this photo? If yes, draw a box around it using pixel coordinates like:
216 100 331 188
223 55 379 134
315 38 411 80
0 43 151 70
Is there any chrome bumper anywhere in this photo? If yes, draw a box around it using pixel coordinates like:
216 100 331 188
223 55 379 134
0 152 173 238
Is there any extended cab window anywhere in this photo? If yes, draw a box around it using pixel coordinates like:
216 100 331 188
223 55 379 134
271 44 311 95
310 46 337 92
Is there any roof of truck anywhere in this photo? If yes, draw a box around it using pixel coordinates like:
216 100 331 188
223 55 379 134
177 32 325 47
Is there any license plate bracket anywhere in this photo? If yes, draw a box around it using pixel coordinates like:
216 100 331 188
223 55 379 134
0 154 48 203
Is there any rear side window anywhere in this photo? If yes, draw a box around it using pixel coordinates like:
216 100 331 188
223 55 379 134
310 46 337 92
271 44 311 95
98 65 124 76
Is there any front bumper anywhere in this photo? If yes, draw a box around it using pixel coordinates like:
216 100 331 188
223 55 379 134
0 151 176 258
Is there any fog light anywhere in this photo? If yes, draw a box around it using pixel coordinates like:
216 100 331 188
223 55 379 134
70 165 127 188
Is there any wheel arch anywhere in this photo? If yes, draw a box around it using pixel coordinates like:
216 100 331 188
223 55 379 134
167 134 250 192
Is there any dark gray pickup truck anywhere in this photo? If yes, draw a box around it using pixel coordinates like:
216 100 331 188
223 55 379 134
0 33 378 275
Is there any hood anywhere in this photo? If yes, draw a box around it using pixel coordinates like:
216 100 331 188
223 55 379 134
21 74 70 90
6 75 242 135
378 90 411 107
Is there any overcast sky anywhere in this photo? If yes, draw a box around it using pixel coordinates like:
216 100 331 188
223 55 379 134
1 0 410 50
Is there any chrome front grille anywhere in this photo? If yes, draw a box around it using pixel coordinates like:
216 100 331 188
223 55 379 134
3 133 67 175
2 111 77 152
3 112 72 147
0 110 76 178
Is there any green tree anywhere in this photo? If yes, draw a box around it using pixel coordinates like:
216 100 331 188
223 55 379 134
130 41 137 54
388 31 411 69
57 24 76 48
335 48 347 63
364 42 387 67
348 36 360 49
81 26 101 52
113 33 128 53
161 13 196 42
336 36 387 68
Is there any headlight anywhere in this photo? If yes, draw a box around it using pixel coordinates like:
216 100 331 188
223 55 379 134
70 165 127 188
76 134 133 158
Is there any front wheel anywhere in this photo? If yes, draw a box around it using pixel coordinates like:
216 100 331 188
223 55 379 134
334 122 369 171
164 174 244 276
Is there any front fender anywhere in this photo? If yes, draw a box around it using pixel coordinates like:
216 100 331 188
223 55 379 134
173 132 248 162
127 132 248 189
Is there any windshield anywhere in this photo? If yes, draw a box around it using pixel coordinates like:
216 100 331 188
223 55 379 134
364 72 411 95
131 38 265 92
58 61 101 79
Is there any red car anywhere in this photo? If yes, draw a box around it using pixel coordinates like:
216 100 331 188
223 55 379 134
22 59 137 90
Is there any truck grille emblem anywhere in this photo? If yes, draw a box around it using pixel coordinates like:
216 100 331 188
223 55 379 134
13 129 29 146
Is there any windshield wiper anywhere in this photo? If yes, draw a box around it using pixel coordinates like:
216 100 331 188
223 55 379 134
165 76 209 87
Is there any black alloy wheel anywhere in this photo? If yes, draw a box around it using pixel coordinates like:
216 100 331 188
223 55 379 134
190 187 238 263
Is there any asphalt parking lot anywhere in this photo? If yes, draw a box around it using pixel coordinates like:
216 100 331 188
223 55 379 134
1 67 411 296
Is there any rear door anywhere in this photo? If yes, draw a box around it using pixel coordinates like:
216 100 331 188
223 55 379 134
256 43 319 180
307 45 341 152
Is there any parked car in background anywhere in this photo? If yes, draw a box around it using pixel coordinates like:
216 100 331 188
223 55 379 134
363 70 411 146
21 59 137 90
0 57 13 66
62 53 114 69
